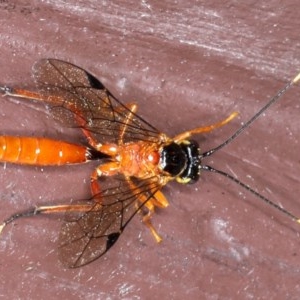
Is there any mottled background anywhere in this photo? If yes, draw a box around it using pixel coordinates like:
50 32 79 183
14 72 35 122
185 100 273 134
0 1 300 299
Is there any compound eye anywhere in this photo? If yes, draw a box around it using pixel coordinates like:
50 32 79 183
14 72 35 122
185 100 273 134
160 143 186 177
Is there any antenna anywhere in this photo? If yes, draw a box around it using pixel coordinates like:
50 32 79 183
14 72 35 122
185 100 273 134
200 72 300 223
202 72 300 158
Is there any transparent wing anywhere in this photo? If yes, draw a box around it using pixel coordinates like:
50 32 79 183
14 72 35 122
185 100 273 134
33 59 161 145
58 174 163 268
32 59 167 267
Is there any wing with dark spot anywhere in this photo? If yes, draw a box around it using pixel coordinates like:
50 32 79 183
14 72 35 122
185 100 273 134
33 59 161 145
58 174 163 268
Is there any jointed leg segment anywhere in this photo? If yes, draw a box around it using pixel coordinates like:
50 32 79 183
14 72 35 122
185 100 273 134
0 204 95 235
173 111 238 142
127 179 169 243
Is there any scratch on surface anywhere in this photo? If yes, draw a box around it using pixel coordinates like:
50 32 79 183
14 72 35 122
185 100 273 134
40 1 297 77
212 218 250 262
118 282 139 298
225 164 238 179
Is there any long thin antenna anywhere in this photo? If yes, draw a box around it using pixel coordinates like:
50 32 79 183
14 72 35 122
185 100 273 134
201 165 300 223
202 72 300 158
199 71 300 224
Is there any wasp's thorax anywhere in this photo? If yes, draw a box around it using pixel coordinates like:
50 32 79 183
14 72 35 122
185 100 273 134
160 140 201 184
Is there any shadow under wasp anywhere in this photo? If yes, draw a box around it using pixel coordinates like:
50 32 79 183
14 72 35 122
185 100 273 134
0 59 299 268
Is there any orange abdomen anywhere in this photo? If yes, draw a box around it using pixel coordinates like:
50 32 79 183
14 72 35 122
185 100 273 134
0 136 87 166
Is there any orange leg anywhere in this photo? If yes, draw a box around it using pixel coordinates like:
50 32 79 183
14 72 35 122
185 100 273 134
141 190 170 243
145 190 169 209
118 103 137 144
141 204 162 243
90 161 120 196
1 87 50 102
0 203 95 235
173 111 238 142
127 179 169 243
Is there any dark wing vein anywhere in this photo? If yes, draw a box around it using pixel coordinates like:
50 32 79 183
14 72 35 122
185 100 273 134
33 59 161 145
58 175 162 268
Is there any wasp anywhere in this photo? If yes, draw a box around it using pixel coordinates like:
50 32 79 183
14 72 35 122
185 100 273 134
0 59 299 267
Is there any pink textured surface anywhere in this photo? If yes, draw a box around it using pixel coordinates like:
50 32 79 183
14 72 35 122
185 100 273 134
0 1 300 299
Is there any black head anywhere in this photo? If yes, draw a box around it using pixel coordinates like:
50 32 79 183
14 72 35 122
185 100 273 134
160 140 201 184
178 140 201 184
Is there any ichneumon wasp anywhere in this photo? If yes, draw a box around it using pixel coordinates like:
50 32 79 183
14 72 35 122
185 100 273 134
0 59 299 267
